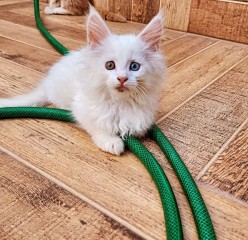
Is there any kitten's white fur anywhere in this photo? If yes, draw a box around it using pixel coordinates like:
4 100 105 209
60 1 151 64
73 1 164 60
0 7 166 155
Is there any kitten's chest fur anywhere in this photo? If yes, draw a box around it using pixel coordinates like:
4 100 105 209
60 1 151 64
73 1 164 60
72 90 155 137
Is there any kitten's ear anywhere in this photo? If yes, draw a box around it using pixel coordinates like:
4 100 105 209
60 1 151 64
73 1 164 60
138 11 164 51
86 6 111 48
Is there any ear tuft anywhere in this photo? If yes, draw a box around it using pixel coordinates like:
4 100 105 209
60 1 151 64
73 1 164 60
138 11 165 51
87 6 111 48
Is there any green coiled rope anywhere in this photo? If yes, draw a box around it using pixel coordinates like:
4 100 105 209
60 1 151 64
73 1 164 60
150 126 216 239
34 0 68 55
0 1 217 239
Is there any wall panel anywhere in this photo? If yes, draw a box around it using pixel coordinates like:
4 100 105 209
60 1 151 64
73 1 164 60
189 0 248 44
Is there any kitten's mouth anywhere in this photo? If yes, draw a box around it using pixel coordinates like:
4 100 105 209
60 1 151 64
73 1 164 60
116 86 129 92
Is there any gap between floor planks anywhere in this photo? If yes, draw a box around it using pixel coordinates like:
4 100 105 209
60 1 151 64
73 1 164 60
0 150 144 240
196 116 248 180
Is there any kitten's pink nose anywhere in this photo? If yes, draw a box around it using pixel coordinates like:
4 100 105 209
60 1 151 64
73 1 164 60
117 76 128 85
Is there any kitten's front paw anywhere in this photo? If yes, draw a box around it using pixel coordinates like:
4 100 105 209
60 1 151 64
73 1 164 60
44 6 54 15
93 135 124 155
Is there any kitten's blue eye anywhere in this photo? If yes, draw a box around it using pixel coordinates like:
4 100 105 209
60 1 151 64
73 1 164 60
105 61 115 70
130 62 140 71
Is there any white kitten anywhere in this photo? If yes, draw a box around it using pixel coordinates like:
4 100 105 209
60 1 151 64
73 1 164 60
0 7 166 155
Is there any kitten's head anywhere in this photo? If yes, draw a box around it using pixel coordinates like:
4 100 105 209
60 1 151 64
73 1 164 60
86 6 166 99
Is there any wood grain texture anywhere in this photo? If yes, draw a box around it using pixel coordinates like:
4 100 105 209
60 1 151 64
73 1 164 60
0 0 30 5
0 10 86 42
201 123 248 202
0 20 81 52
93 0 109 10
161 34 217 67
160 0 192 31
0 151 142 240
0 1 31 11
157 56 248 176
158 41 248 118
108 0 132 21
0 58 42 97
132 0 160 23
0 36 59 73
189 0 248 44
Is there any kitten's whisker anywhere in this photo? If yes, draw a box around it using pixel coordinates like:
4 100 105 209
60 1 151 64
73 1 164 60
136 85 153 107
140 85 155 106
136 80 154 87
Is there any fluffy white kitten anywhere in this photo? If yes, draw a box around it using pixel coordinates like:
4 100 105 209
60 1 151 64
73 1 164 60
0 7 166 155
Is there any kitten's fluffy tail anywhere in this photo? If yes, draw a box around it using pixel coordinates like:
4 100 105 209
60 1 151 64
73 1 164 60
0 85 47 108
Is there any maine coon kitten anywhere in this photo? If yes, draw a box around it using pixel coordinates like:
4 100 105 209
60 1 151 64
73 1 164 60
0 7 166 155
45 0 127 22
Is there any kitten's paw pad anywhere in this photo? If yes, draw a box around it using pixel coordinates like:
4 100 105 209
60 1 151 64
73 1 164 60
44 6 54 15
94 136 124 155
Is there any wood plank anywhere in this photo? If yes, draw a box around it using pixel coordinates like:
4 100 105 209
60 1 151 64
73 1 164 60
0 60 247 240
0 58 42 97
156 56 248 176
0 1 31 11
0 12 185 66
132 0 160 24
189 0 248 44
160 0 192 31
108 0 132 21
0 36 59 73
0 20 82 52
158 41 248 118
201 122 248 202
195 183 248 240
0 151 142 240
161 34 217 67
0 0 30 5
0 10 86 42
93 0 109 10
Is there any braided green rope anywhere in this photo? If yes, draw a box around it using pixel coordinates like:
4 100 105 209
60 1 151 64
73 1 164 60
34 0 69 55
150 126 216 239
124 136 182 239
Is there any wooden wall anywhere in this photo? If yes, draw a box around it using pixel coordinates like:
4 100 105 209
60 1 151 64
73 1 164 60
94 0 191 29
160 0 192 31
188 0 248 44
94 0 160 23
94 0 248 44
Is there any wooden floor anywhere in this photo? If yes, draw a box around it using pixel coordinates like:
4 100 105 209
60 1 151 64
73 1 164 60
0 1 248 239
